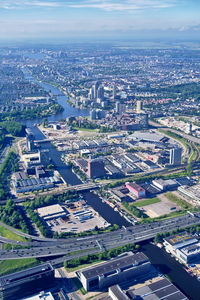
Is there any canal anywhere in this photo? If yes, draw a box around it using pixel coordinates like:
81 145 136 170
142 242 200 300
22 71 200 299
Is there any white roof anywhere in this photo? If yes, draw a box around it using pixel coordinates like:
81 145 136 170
37 204 64 217
130 132 164 142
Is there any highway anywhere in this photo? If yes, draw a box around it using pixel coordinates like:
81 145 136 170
1 211 200 260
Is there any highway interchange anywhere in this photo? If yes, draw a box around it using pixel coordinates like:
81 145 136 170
1 211 200 264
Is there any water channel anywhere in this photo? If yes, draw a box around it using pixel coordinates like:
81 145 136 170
22 70 200 299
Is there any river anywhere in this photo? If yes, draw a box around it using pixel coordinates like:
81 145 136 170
22 69 89 128
22 71 200 299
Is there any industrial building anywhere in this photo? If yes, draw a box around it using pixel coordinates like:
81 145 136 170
0 263 54 300
163 232 200 264
152 179 178 191
13 176 60 193
37 204 69 221
178 184 200 203
76 252 150 291
125 182 146 198
127 278 188 300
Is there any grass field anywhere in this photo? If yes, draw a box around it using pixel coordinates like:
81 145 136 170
72 127 98 132
134 197 161 207
0 258 38 276
0 225 26 242
165 192 192 210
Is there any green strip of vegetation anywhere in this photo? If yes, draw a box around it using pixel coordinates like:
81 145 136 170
0 200 29 233
64 243 139 272
134 197 160 207
122 201 148 219
0 258 38 276
0 225 26 242
165 192 192 210
0 151 19 200
106 169 188 189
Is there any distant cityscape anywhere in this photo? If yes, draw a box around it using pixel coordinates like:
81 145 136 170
0 43 200 300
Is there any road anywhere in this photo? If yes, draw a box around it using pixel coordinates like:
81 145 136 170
1 211 200 260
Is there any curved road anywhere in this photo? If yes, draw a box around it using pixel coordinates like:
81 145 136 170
1 211 200 260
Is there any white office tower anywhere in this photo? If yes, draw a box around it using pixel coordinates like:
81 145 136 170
93 81 100 99
88 88 94 100
169 147 182 165
113 85 116 99
116 101 126 115
136 100 143 113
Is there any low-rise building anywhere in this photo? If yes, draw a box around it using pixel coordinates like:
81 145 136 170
0 264 54 300
152 179 178 191
163 232 200 264
76 252 150 291
125 182 146 198
37 204 69 221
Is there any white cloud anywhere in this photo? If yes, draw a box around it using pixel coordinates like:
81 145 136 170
0 0 177 10
0 0 60 9
68 0 177 11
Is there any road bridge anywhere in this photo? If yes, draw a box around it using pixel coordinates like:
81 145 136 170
1 212 200 260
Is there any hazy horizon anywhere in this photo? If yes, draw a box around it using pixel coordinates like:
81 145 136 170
0 0 199 43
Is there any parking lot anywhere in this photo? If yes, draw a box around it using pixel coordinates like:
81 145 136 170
48 207 110 234
140 195 181 218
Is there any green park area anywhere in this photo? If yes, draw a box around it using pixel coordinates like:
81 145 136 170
0 258 38 276
134 197 160 207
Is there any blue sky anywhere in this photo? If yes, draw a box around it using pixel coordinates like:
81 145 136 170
0 0 200 40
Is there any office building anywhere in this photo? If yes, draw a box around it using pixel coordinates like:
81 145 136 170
115 102 126 115
39 149 50 166
112 85 116 100
87 158 105 179
136 100 143 113
26 133 35 152
169 147 182 165
97 86 104 100
93 81 100 99
76 252 150 291
125 182 146 198
0 263 54 300
90 109 96 120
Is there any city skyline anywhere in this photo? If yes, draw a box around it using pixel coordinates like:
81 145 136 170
0 0 200 41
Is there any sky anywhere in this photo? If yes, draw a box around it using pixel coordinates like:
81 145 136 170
0 0 200 41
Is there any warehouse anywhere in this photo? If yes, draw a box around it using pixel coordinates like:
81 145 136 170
37 204 69 221
76 252 150 291
125 182 146 198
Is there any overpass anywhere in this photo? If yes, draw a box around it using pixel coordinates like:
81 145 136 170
1 211 200 260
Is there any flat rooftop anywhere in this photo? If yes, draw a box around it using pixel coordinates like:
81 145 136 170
164 233 196 246
37 204 67 218
132 278 188 300
130 132 164 143
80 252 149 279
0 263 53 288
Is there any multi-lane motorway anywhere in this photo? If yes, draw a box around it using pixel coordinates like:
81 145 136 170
1 211 200 261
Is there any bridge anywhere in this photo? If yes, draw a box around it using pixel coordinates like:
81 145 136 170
0 211 200 261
